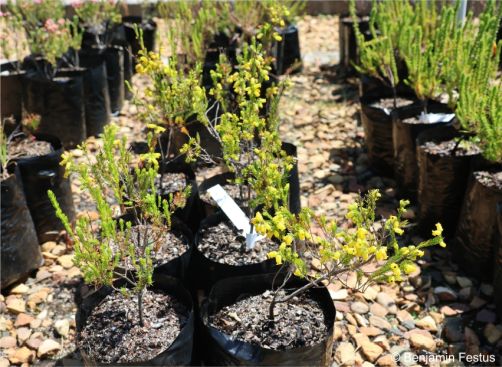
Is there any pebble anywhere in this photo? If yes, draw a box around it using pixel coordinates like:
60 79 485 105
14 314 34 328
483 324 502 344
409 333 436 352
370 303 389 317
37 339 61 358
376 354 397 367
0 336 16 349
351 301 370 314
415 316 437 332
8 347 35 364
6 298 26 314
54 319 70 337
330 289 348 301
433 286 457 302
57 254 74 269
16 327 31 344
369 315 392 331
476 309 496 323
354 333 384 362
456 276 472 288
335 342 356 366
376 293 397 314
10 284 29 295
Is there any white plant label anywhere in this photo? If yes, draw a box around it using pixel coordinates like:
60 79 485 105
418 112 455 124
207 184 263 249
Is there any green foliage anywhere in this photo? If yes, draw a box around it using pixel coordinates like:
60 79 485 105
253 190 446 318
0 126 8 173
8 0 65 30
49 124 187 324
0 10 27 64
25 17 82 68
159 0 229 67
72 0 122 31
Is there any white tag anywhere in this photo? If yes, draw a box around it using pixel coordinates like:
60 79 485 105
418 112 455 124
207 184 263 249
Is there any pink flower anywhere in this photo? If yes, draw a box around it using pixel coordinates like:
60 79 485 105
34 0 42 4
57 18 66 25
72 1 83 8
44 19 58 33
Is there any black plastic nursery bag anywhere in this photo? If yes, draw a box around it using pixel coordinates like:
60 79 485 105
274 24 302 75
1 61 24 124
1 166 43 289
200 273 336 366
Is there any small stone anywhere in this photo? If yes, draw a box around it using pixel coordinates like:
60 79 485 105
335 342 356 366
434 286 457 302
41 241 57 252
351 301 370 314
396 310 413 323
330 289 348 301
57 254 74 269
376 354 397 367
374 336 391 351
29 319 41 329
363 287 378 301
443 272 457 285
484 324 502 344
54 319 70 337
35 270 51 282
480 283 493 297
376 293 397 313
354 334 384 362
51 244 67 256
440 305 458 316
354 313 369 327
0 336 16 349
8 347 35 364
476 309 496 323
0 357 8 367
458 287 473 301
369 315 392 330
360 326 383 337
16 328 31 344
415 316 437 332
470 296 487 309
0 317 12 331
409 333 436 352
370 303 388 317
443 318 463 342
14 314 34 328
335 301 350 313
37 339 61 357
346 313 358 326
28 290 49 305
6 298 25 314
456 276 473 288
26 336 42 350
10 284 29 294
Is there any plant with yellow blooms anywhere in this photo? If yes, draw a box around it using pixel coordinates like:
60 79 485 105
131 29 209 161
48 124 187 327
252 189 446 321
184 39 293 219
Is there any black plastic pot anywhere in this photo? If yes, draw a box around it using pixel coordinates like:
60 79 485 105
76 274 194 366
494 203 502 319
358 73 414 100
103 45 125 115
159 158 203 234
123 16 157 58
1 166 43 289
416 126 482 239
359 93 418 177
22 67 87 148
0 61 24 125
392 102 455 200
339 15 369 73
274 24 302 75
12 134 75 243
110 25 134 100
78 49 111 137
200 273 336 366
190 212 279 293
454 170 502 280
170 122 223 163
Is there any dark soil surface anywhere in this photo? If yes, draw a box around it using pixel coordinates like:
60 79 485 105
111 224 189 269
8 136 53 159
370 97 415 111
79 289 188 364
200 183 255 208
210 289 328 350
197 220 276 265
420 139 481 157
155 172 187 195
475 170 502 191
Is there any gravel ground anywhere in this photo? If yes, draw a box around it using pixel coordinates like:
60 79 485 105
1 15 501 366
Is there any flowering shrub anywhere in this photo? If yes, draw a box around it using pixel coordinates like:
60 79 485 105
8 0 65 30
26 16 82 71
49 124 187 325
252 190 446 320
72 0 121 32
0 10 26 64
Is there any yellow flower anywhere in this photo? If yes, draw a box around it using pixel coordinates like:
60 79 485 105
402 263 416 274
432 223 443 237
376 248 387 261
283 234 294 245
439 240 447 248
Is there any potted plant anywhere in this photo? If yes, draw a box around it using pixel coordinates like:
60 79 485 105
392 1 460 200
48 124 195 364
73 0 125 115
7 114 75 243
453 80 502 279
0 9 27 125
201 190 446 365
351 0 417 177
416 1 501 238
0 125 43 289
